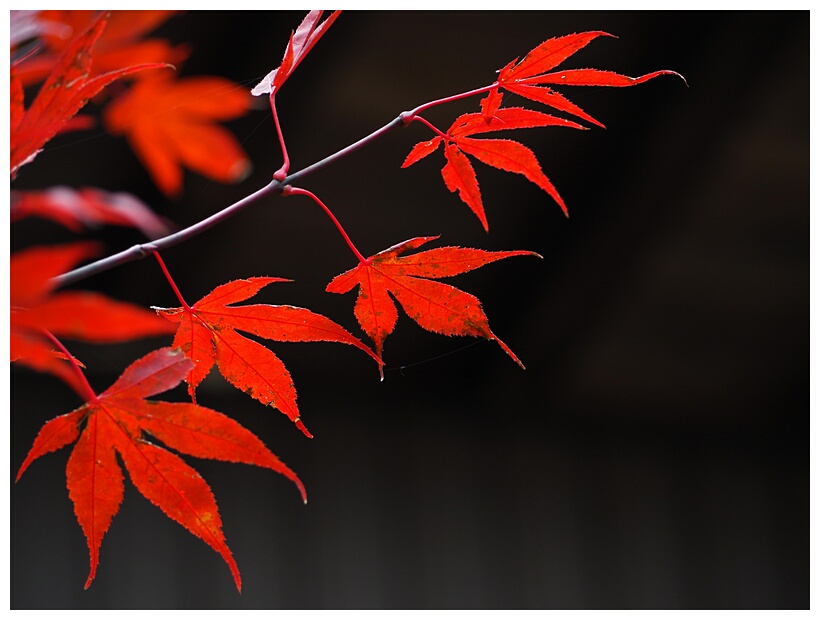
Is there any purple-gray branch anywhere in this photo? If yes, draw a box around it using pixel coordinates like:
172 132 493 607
51 115 406 288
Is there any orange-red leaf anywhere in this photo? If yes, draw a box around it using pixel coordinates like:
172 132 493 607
441 144 485 230
502 31 613 81
13 10 187 87
326 236 540 366
479 87 504 123
104 74 253 197
10 12 170 176
15 409 84 482
15 292 179 343
10 242 97 306
502 82 606 128
457 137 568 217
401 136 442 168
115 436 239 589
155 277 381 437
523 67 681 87
251 10 341 97
407 34 681 228
403 108 582 229
10 244 176 395
494 31 684 127
10 71 24 136
450 107 585 137
16 347 306 591
11 186 169 238
66 411 124 589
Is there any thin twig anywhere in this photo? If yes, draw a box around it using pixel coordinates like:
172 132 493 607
50 81 495 288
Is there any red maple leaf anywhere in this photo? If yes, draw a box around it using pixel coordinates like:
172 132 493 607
103 73 253 197
10 12 170 176
403 107 585 230
251 10 342 97
481 31 684 127
11 186 170 238
326 236 540 367
16 347 305 592
154 277 381 438
11 243 176 395
13 10 187 88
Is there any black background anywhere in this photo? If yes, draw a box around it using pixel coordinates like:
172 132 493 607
10 10 809 608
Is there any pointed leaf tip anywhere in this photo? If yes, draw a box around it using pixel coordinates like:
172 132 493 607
295 418 313 439
492 331 526 370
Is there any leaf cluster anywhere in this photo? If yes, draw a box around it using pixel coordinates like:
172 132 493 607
10 10 681 592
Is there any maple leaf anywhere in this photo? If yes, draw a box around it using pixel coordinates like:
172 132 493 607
251 10 342 97
11 243 176 395
104 73 253 197
326 236 540 367
10 12 171 176
16 347 305 592
481 31 684 127
403 107 585 230
13 10 188 88
154 277 382 438
11 186 170 238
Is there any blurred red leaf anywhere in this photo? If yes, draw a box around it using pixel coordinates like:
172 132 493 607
104 74 253 197
13 10 187 87
10 12 170 176
10 243 176 395
11 186 170 238
16 347 305 592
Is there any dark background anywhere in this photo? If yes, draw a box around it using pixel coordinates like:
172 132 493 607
10 11 809 608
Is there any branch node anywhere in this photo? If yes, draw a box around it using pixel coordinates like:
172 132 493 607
139 243 158 257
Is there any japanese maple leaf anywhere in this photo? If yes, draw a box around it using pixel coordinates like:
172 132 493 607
481 31 684 127
154 277 381 438
403 107 585 230
16 347 305 591
11 186 170 239
11 243 176 395
10 12 170 176
13 10 187 88
251 10 341 97
104 73 253 197
326 236 540 367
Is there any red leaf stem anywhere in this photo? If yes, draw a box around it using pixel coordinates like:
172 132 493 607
283 186 367 264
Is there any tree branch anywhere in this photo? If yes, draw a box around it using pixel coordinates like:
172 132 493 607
51 84 491 288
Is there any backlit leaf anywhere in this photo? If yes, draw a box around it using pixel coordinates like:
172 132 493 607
155 277 381 438
251 10 341 97
327 236 540 366
490 31 685 126
404 108 583 229
17 347 306 592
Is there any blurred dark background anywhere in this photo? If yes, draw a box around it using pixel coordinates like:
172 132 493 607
10 11 808 608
